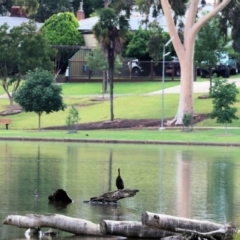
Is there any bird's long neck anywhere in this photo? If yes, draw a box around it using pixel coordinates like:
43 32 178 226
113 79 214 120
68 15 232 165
118 169 120 176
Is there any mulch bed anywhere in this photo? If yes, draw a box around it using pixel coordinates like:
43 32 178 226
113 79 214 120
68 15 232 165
44 114 209 130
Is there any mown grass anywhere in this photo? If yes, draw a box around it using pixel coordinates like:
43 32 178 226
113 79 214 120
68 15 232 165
0 79 240 144
61 81 180 95
0 128 240 144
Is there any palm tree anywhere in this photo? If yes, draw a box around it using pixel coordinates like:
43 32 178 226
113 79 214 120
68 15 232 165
93 8 129 121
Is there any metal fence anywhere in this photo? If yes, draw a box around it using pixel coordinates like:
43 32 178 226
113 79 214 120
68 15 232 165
67 59 181 82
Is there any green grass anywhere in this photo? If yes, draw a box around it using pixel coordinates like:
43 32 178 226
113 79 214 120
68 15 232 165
61 81 181 95
1 80 240 144
0 128 240 144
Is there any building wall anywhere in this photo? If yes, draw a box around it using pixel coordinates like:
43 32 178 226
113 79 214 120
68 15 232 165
83 33 97 48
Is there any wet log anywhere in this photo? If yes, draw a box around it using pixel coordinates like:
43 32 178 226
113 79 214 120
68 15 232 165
100 220 177 238
3 214 102 236
84 189 139 203
142 212 225 233
175 223 238 240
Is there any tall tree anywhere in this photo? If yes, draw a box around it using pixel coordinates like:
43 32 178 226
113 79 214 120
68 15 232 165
33 0 70 22
93 8 129 121
137 0 232 125
0 21 54 113
0 0 13 15
41 12 84 73
218 1 240 52
14 68 66 131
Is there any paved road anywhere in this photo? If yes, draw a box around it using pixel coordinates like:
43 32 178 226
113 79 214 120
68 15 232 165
146 78 240 95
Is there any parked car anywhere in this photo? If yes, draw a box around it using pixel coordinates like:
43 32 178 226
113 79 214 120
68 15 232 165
127 59 144 76
128 57 179 77
198 53 238 78
165 57 180 76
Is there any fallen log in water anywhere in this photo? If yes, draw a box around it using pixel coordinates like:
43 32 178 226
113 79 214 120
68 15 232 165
142 211 224 233
3 214 102 236
84 189 139 203
142 212 239 240
3 213 238 240
100 220 177 238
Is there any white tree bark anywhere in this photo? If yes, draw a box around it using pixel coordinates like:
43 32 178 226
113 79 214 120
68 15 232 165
161 0 232 125
3 214 102 236
100 220 176 238
142 212 224 233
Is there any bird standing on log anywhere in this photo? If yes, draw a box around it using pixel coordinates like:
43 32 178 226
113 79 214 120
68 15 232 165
116 168 124 190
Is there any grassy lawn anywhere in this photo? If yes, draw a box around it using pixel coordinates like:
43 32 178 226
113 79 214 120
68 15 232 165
0 128 240 145
61 81 181 95
0 79 240 144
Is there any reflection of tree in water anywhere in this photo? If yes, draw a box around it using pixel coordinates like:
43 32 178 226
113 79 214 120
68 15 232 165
108 150 112 192
207 155 234 224
176 150 193 218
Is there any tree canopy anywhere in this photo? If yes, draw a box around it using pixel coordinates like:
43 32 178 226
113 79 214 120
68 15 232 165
0 21 54 112
195 14 228 89
14 68 66 131
33 0 70 22
41 12 84 46
124 26 172 61
210 76 239 134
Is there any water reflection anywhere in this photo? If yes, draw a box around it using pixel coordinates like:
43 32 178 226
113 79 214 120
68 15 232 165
176 151 192 218
0 141 239 240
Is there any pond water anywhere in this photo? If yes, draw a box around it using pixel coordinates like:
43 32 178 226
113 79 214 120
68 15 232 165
0 141 239 239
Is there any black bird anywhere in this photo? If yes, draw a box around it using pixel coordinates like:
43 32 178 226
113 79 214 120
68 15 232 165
116 168 124 190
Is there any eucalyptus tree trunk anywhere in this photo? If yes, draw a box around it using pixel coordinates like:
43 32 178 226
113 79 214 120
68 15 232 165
161 0 232 125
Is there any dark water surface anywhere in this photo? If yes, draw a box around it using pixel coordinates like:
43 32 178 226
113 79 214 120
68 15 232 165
0 141 239 239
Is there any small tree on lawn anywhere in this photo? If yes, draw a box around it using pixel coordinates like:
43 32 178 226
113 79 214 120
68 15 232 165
210 75 239 134
66 105 80 133
14 68 66 131
182 112 193 132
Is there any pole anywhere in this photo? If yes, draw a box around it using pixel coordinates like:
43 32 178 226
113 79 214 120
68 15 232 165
159 45 166 131
159 37 174 131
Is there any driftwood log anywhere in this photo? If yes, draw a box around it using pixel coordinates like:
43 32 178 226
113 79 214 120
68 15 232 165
142 211 224 232
100 220 177 238
3 214 102 236
84 189 139 203
3 212 238 240
142 212 238 240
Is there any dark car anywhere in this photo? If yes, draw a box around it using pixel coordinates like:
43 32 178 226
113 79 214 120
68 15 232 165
128 57 179 77
198 53 239 78
165 57 180 77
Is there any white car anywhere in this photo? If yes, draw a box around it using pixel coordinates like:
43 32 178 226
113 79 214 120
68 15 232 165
127 59 143 76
